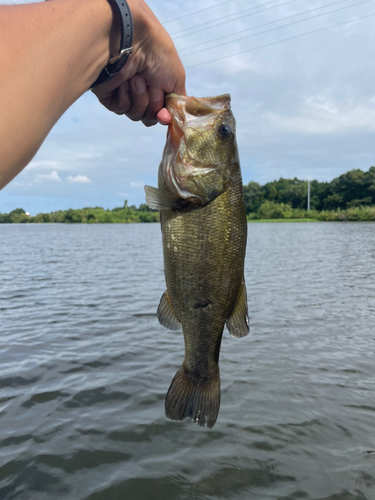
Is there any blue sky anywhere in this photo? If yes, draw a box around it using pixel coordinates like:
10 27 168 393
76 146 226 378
1 0 375 214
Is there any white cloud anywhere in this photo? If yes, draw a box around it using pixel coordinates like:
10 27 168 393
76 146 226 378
306 96 338 114
216 53 267 76
263 99 375 135
26 160 65 171
67 175 92 184
74 151 100 159
130 182 145 188
34 171 62 183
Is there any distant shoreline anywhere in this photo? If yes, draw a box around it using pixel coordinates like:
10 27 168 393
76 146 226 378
2 218 375 225
248 218 320 223
3 167 375 223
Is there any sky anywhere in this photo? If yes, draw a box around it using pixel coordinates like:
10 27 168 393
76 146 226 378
1 0 375 215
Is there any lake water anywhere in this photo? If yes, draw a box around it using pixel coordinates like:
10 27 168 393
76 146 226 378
1 222 375 500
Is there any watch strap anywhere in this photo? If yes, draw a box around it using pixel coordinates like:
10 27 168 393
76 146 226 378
91 0 133 89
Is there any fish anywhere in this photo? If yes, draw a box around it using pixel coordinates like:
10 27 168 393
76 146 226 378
145 93 249 429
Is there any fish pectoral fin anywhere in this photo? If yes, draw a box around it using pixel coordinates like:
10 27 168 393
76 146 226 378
226 279 250 338
144 185 179 210
157 290 181 331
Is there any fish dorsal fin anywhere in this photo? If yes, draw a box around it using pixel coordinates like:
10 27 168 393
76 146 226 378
226 279 250 338
144 185 179 210
157 290 181 331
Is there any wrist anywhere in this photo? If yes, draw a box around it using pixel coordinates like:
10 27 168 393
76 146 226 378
107 0 122 62
126 0 155 52
91 0 133 88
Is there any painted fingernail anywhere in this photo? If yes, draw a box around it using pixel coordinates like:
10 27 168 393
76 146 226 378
150 88 163 103
134 78 146 94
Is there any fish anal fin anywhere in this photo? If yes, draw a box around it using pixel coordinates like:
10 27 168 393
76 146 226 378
157 290 181 331
165 364 220 429
144 185 178 210
226 279 250 338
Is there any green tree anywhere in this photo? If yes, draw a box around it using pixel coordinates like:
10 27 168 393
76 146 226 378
257 200 293 219
9 208 29 223
0 212 10 223
138 203 152 212
64 209 82 223
243 181 263 214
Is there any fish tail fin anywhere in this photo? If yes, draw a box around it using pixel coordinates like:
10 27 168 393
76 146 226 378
165 364 220 429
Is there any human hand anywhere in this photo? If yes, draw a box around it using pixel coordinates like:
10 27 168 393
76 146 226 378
92 0 186 127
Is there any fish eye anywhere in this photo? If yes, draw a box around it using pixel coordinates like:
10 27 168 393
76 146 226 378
218 124 232 139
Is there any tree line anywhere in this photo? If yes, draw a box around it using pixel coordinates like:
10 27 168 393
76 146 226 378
1 167 375 223
244 166 375 214
0 201 158 224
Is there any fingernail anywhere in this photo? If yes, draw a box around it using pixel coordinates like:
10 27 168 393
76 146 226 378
134 78 146 94
150 87 163 103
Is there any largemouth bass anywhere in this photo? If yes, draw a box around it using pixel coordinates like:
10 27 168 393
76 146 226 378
145 93 249 428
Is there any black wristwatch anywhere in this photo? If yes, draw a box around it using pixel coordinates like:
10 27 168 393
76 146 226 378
91 0 133 89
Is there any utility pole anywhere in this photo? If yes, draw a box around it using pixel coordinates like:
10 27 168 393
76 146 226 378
307 180 310 212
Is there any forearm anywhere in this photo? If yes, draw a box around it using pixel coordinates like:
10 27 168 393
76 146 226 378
0 0 115 189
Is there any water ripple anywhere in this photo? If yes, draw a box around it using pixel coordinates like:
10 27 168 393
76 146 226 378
1 223 375 499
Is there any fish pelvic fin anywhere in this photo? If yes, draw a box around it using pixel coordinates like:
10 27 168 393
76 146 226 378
165 364 220 429
144 185 179 210
157 290 181 330
226 279 250 338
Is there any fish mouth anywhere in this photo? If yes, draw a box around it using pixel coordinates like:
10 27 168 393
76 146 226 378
162 94 232 201
166 94 231 126
165 93 232 143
